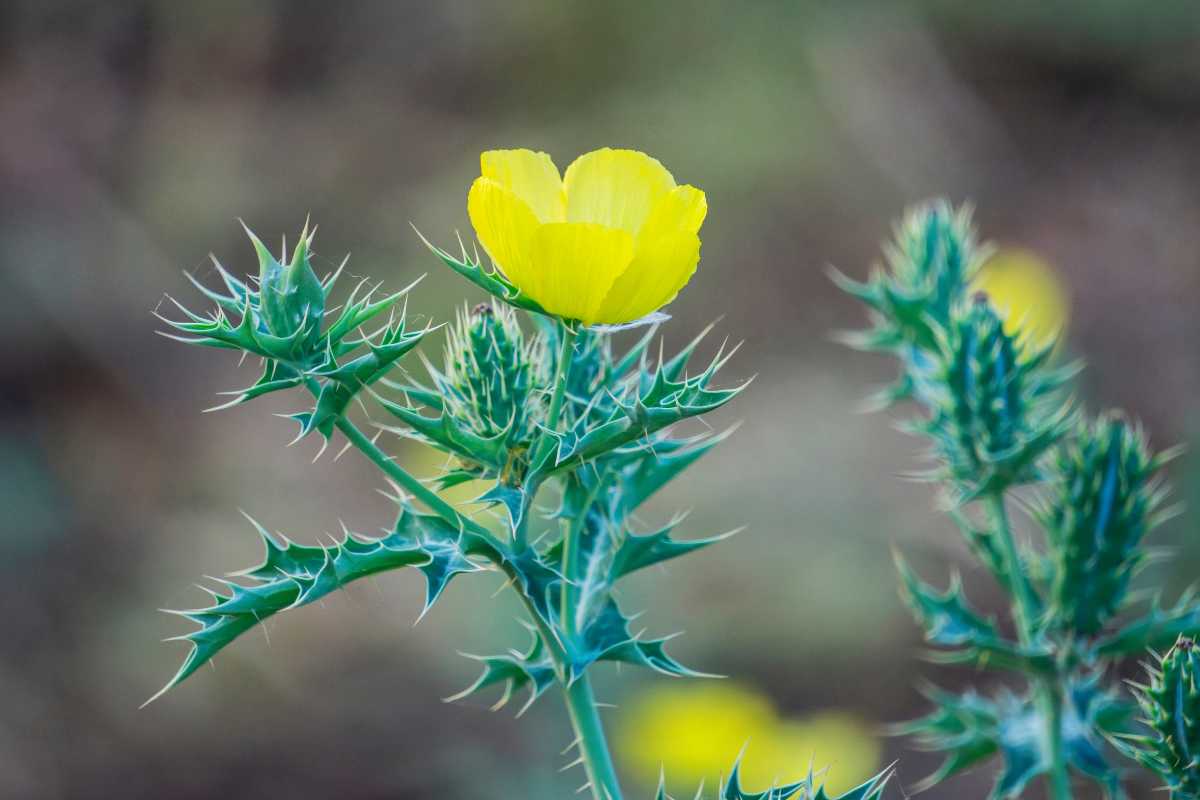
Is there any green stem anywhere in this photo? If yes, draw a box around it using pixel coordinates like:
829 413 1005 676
563 675 624 800
987 494 1037 642
316 339 622 799
1038 680 1071 800
303 379 492 541
535 324 623 799
320 381 573 671
517 324 578 549
988 493 1071 800
545 325 578 435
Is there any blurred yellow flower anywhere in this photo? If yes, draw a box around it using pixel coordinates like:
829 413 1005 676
467 148 706 326
616 682 881 796
971 248 1069 353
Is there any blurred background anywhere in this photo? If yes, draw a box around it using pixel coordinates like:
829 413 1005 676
3 1 1200 798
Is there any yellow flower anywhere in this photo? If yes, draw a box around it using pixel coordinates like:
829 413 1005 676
971 248 1069 353
615 682 881 796
467 148 706 326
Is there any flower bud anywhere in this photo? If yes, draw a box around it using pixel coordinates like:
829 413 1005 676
249 222 325 349
925 294 1070 496
1128 637 1200 796
1044 414 1165 636
443 300 546 444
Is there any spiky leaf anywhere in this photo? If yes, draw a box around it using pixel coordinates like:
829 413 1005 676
150 506 495 704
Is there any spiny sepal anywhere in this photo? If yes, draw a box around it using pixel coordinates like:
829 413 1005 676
1041 413 1175 638
1114 637 1200 797
446 625 556 716
148 505 495 705
896 679 1128 798
417 227 548 315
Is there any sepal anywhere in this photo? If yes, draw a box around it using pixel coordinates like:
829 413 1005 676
416 226 549 315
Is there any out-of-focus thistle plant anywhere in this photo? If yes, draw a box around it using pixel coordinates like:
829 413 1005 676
835 200 1199 798
1117 637 1200 797
152 147 892 800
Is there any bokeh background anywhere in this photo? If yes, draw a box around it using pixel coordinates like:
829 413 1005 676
4 2 1200 798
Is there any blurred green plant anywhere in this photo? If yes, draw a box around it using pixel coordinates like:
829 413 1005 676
151 148 892 800
836 201 1197 798
1116 637 1200 796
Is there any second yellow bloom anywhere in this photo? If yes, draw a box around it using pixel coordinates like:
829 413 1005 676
467 148 707 326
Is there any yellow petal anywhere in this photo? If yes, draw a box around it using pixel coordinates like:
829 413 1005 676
640 184 708 242
528 223 634 325
467 177 541 292
593 230 700 324
563 148 676 235
480 149 565 223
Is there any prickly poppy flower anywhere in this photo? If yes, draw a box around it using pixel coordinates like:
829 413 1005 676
971 248 1069 354
467 148 706 326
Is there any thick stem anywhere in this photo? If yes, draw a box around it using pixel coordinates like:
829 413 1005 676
987 493 1071 800
563 675 624 800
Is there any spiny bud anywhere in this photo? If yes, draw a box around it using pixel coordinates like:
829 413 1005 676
888 201 981 334
249 221 325 347
1043 413 1169 636
923 295 1071 497
833 201 982 355
443 300 546 445
1126 637 1200 797
831 201 984 409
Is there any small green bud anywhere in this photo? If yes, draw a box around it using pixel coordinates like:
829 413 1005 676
924 294 1070 497
833 201 982 355
1125 638 1200 797
249 221 325 347
443 300 547 447
1044 414 1167 637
